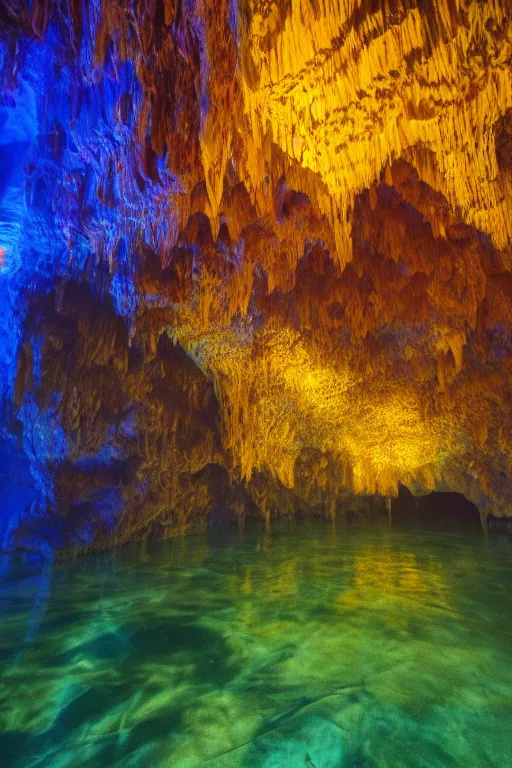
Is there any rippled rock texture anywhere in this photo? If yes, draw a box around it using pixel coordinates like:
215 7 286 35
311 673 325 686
1 0 512 551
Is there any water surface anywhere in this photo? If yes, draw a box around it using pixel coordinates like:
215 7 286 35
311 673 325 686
1 519 511 767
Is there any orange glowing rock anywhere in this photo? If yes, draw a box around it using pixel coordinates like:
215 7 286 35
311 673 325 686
8 0 512 547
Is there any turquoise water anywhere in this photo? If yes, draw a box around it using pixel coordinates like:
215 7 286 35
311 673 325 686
1 519 512 767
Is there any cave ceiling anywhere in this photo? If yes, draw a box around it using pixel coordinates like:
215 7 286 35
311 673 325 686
1 0 512 550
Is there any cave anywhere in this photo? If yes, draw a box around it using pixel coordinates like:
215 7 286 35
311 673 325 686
391 487 483 531
1 2 512 766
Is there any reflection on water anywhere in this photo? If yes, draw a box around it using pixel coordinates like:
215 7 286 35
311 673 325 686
336 548 454 618
1 520 511 767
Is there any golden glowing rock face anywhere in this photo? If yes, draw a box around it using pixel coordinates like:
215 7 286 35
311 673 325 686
7 0 512 545
236 0 512 254
165 0 512 525
183 326 456 497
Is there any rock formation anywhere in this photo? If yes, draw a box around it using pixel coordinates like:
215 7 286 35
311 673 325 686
1 0 511 552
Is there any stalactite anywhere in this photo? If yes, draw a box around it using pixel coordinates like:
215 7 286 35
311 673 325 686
1 0 512 551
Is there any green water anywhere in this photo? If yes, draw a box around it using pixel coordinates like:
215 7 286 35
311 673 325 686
1 519 512 767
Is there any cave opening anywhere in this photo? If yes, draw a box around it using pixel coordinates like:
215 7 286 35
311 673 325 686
390 486 483 532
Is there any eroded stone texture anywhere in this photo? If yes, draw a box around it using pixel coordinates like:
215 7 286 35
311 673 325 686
1 0 512 550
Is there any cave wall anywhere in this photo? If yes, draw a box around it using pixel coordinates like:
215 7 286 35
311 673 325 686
1 0 512 552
